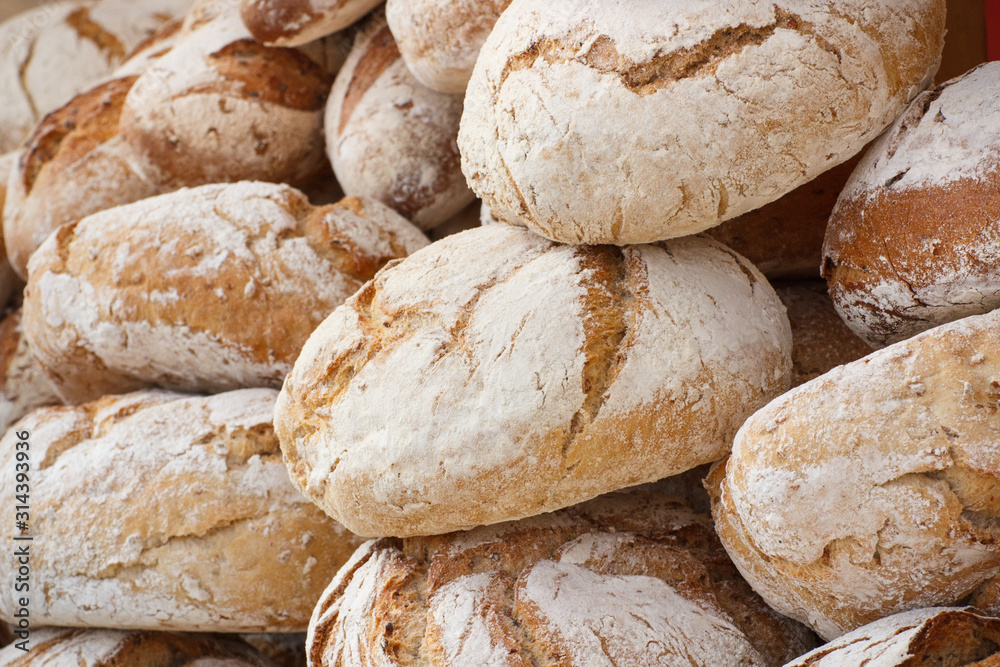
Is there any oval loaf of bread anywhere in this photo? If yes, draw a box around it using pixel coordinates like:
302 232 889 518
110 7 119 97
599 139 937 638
240 0 381 47
23 181 428 404
276 225 792 537
823 62 1000 348
458 0 946 244
708 308 1000 640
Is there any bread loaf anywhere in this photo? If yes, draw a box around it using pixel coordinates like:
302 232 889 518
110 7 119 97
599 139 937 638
708 308 1000 640
823 62 1000 348
0 389 365 632
23 181 427 404
308 490 818 666
0 308 61 431
459 0 946 244
240 0 381 47
326 13 474 230
240 634 306 667
276 225 792 537
0 0 194 153
0 154 22 307
385 0 512 94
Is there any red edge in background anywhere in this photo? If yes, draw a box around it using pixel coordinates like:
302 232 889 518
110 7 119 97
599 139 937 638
987 1 1000 61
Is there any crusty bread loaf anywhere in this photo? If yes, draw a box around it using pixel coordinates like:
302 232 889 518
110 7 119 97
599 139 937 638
0 628 278 665
708 308 1000 640
308 489 818 666
326 13 474 230
23 181 427 404
385 0 512 94
775 281 872 387
0 389 365 632
240 634 306 667
785 607 1000 666
0 308 61 431
0 0 194 154
240 0 381 47
0 154 22 307
824 62 1000 348
459 0 946 245
276 225 792 537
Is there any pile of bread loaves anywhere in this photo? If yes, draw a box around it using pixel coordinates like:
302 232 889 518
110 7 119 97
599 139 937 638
0 0 999 664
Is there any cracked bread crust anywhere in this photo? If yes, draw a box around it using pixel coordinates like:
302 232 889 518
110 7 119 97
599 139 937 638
0 389 364 632
458 0 945 245
823 62 1000 348
707 308 1000 641
22 181 428 405
275 225 792 537
240 0 381 48
307 490 819 666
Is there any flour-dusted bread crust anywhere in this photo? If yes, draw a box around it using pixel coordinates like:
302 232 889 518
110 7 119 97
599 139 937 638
0 309 61 432
276 225 792 537
308 490 818 666
385 0 512 94
824 62 1000 348
0 628 278 666
0 0 194 154
459 0 945 245
786 607 1000 666
0 389 365 632
326 13 474 230
707 308 1000 641
240 0 381 47
23 181 427 404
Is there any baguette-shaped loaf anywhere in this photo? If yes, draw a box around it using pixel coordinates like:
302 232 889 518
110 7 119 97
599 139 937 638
824 62 1000 348
326 13 474 230
23 181 427 404
0 389 365 632
276 225 792 537
240 0 381 47
459 0 945 244
708 308 1000 640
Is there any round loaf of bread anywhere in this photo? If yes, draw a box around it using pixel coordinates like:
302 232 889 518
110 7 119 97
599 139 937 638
385 0 512 94
707 308 1000 640
823 62 1000 348
23 181 427 404
0 389 365 632
326 13 474 230
240 0 381 47
276 225 792 537
308 490 817 666
459 0 945 245
0 628 278 665
0 0 194 154
0 308 61 431
785 607 1000 666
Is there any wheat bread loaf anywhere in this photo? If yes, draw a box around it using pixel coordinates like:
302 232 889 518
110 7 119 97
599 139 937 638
276 225 792 537
0 308 61 432
0 389 364 632
307 489 818 666
240 0 380 48
823 62 1000 348
708 308 1000 640
22 181 427 404
459 0 946 245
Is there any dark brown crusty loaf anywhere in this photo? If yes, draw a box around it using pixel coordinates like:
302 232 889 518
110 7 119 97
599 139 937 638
23 181 427 404
823 62 1000 348
307 489 818 666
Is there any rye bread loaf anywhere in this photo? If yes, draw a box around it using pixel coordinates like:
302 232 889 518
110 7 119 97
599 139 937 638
0 628 278 666
385 0 512 94
0 389 365 632
786 607 1000 666
0 0 194 154
707 308 1000 641
0 308 61 431
326 13 474 230
308 489 818 666
276 225 792 537
458 0 946 245
240 0 381 48
823 62 1000 348
22 181 427 404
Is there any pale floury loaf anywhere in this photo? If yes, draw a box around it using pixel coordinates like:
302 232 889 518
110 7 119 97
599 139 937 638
824 62 1000 348
307 490 818 666
23 182 427 404
0 389 365 632
326 13 474 230
276 225 792 537
240 0 381 47
708 308 1000 640
459 0 945 244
